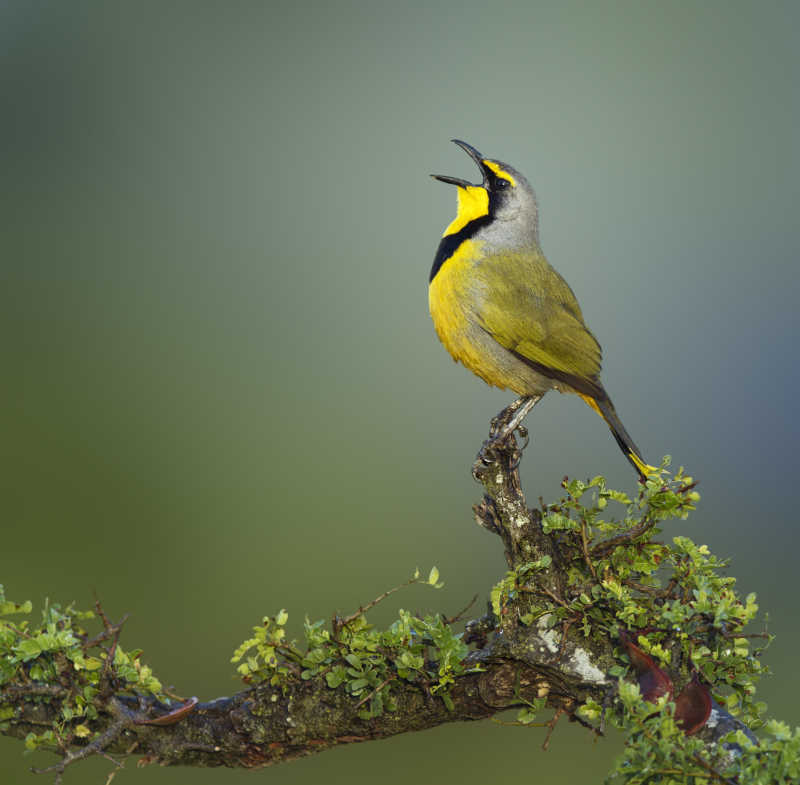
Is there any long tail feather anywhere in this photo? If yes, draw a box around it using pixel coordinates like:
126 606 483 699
579 393 655 480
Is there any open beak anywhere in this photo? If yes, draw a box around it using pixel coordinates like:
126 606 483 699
430 139 491 188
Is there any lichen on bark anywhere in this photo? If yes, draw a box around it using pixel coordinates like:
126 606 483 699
0 417 793 784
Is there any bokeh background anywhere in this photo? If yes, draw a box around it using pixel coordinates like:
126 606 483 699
2 1 798 782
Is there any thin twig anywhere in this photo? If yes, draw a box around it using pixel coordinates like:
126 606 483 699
537 585 572 611
444 594 479 625
557 617 577 661
336 577 420 631
32 717 129 781
689 752 739 785
638 726 738 785
590 515 658 557
82 614 130 651
542 707 564 751
354 676 397 710
622 579 665 595
580 519 598 580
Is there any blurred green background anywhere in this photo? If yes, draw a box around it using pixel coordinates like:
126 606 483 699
1 1 798 782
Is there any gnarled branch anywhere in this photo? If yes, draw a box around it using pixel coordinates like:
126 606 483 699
0 416 766 783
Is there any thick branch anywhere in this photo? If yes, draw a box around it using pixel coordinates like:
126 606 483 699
470 418 755 768
0 416 762 781
4 656 578 770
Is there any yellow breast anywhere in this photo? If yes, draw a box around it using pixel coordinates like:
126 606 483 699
429 239 511 390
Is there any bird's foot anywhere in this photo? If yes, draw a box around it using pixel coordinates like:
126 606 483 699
478 395 541 467
477 425 529 469
488 397 526 439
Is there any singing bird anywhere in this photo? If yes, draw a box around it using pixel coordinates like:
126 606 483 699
429 140 653 479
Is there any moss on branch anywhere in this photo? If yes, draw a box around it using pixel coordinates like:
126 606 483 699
1 424 797 784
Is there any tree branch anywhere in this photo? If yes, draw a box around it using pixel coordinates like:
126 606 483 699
0 412 779 782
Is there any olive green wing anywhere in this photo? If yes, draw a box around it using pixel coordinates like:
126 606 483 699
476 251 604 396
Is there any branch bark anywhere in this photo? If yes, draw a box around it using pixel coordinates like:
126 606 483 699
0 419 756 781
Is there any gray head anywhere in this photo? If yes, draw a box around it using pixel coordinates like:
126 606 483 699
431 139 540 248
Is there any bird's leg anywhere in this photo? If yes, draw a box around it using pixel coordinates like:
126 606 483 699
480 395 542 465
490 395 542 440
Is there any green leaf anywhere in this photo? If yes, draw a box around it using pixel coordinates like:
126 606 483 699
0 600 32 616
14 639 43 662
344 653 362 669
326 666 347 688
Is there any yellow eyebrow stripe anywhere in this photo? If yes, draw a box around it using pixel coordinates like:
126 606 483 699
482 160 516 186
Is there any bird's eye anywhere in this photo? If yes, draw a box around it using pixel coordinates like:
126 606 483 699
494 177 510 189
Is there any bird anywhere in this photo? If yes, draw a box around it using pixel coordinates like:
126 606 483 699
428 139 654 480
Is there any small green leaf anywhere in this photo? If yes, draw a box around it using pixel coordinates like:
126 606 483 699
0 600 32 616
326 666 347 688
